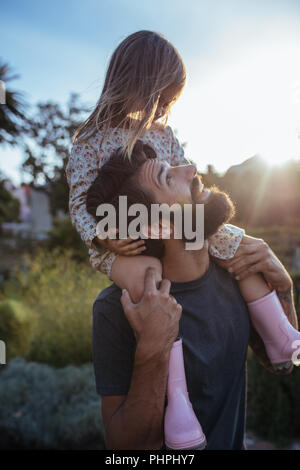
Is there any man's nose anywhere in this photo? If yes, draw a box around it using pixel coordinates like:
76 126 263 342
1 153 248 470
185 164 197 182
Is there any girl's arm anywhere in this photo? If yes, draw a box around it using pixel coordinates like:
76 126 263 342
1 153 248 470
66 142 148 284
66 141 103 252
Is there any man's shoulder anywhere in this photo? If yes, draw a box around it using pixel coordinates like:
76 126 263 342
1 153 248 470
211 258 239 287
93 282 135 341
94 282 122 302
211 259 248 306
93 283 124 318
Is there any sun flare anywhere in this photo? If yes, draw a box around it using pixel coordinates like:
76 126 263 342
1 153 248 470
169 32 300 173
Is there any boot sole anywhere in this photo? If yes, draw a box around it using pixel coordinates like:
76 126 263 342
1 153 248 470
165 436 207 451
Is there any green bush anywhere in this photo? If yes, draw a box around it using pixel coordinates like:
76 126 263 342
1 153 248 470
0 299 36 361
0 180 20 225
46 217 89 263
244 226 300 270
2 249 111 367
247 352 300 446
0 358 105 449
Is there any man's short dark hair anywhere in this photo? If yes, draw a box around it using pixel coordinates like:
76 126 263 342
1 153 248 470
86 140 165 259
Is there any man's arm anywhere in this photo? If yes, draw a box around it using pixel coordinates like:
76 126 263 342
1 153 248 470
101 268 182 450
102 343 170 450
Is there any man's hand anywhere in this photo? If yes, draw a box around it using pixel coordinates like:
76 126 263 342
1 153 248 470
120 267 182 354
218 234 292 292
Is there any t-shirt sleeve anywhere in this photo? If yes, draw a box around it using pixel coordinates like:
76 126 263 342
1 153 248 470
92 289 136 396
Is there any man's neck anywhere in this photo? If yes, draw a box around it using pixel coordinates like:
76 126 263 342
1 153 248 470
162 239 210 283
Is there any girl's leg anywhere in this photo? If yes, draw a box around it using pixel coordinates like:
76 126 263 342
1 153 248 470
238 273 300 368
110 255 162 303
237 273 270 303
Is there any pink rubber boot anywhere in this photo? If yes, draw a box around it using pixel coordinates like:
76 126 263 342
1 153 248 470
164 338 207 450
247 290 300 370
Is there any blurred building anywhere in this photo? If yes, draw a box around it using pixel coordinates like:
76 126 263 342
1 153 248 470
2 181 53 240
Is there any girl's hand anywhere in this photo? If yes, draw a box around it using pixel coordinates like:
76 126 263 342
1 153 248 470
97 233 146 256
216 234 293 292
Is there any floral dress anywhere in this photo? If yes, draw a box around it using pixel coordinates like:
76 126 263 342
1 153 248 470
66 124 244 279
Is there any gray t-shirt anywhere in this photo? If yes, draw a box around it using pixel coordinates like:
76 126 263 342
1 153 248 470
92 260 250 450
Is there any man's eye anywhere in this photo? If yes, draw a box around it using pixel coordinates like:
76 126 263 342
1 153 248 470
166 174 172 185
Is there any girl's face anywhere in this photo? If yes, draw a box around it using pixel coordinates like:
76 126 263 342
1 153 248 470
153 84 183 122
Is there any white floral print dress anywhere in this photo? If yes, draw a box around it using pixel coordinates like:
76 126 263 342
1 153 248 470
66 124 244 279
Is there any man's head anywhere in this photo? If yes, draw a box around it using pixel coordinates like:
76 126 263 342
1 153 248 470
86 140 235 257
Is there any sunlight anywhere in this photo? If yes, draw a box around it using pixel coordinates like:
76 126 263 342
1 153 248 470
169 30 300 173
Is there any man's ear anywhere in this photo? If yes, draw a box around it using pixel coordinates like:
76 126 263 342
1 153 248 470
140 220 173 240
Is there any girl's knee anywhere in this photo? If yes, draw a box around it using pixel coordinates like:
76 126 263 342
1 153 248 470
110 255 162 303
128 258 162 303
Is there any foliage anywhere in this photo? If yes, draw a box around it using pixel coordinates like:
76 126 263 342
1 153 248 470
0 299 36 360
21 93 89 215
0 179 20 226
0 61 28 146
247 351 300 446
46 216 89 263
3 249 111 367
244 226 300 270
0 251 300 446
0 358 105 449
201 159 300 228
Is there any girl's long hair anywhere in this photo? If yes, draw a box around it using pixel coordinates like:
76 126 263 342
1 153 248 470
73 30 186 158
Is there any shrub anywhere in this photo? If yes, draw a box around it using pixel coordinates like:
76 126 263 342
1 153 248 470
2 249 111 367
46 217 89 263
247 352 300 446
0 358 105 449
0 299 36 360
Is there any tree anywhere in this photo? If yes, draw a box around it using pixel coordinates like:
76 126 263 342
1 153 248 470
0 178 20 228
0 61 28 145
21 93 89 215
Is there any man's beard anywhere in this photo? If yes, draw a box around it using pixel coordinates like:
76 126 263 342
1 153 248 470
189 176 235 240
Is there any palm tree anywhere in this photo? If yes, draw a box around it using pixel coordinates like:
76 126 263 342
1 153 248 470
0 61 28 145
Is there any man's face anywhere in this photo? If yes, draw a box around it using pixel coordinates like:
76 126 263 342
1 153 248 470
138 159 234 240
138 159 206 206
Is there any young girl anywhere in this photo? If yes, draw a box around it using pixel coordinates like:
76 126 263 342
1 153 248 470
66 31 299 371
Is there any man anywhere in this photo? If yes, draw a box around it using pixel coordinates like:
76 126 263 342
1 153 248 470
88 142 297 450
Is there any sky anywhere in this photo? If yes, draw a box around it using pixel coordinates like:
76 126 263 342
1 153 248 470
1 0 300 184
